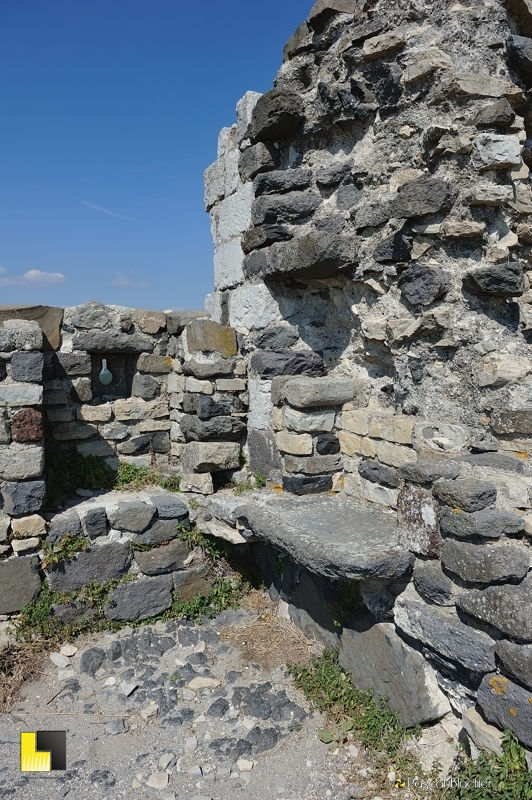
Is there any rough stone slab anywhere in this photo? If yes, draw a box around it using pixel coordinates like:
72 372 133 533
79 506 108 540
433 479 497 512
477 673 532 748
471 133 522 170
282 474 333 495
106 500 155 533
358 459 400 488
339 619 451 727
186 319 237 358
247 428 282 476
254 168 312 197
251 191 321 225
104 574 173 621
308 0 360 32
458 584 532 641
496 640 532 691
404 47 453 83
462 707 504 757
397 485 441 558
182 393 229 420
279 377 358 408
139 490 188 521
503 0 532 38
182 441 241 473
0 444 44 480
399 460 460 485
239 142 280 183
284 407 336 433
0 384 42 407
475 352 532 387
395 586 496 673
180 473 214 494
251 349 325 379
0 556 41 614
132 519 183 547
130 309 166 334
179 415 246 442
112 399 169 421
0 305 63 350
463 262 525 297
72 330 154 353
134 539 192 576
441 539 530 585
283 454 341 475
247 233 358 282
1 480 46 516
413 560 454 606
46 542 132 592
440 507 524 539
459 453 524 473
131 373 159 401
2 319 42 350
236 493 413 580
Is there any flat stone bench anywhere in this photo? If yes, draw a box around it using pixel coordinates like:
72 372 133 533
206 491 414 581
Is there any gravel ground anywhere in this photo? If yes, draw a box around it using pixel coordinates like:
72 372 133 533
0 606 396 800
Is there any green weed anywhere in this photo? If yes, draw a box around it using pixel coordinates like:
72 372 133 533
169 576 245 623
40 533 91 569
114 461 180 492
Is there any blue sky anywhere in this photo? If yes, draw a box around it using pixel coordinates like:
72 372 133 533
0 0 312 311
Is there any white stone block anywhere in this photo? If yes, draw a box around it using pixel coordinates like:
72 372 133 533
204 292 223 324
211 182 254 246
214 237 245 290
284 407 336 433
247 380 273 430
376 441 417 468
472 134 522 170
185 377 213 395
180 473 214 494
362 478 399 509
0 444 44 480
276 432 313 455
228 284 282 330
217 125 237 158
224 148 240 197
204 159 224 211
475 353 532 387
236 91 262 144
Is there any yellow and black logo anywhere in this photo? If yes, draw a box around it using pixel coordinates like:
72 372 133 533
20 731 66 772
395 778 406 788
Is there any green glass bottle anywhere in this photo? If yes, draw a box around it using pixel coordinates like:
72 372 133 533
99 358 113 386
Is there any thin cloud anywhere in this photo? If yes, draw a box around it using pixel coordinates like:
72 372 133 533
0 269 66 286
79 200 139 222
0 266 6 274
112 273 150 289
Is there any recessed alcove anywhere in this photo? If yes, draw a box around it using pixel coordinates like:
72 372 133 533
90 353 137 399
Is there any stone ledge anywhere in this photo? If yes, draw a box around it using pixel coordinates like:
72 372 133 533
231 492 413 580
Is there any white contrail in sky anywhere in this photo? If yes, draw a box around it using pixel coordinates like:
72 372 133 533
79 200 138 222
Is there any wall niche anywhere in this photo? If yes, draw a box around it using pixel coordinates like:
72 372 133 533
90 354 137 399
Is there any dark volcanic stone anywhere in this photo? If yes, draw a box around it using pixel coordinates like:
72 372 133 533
316 161 352 186
132 519 183 547
458 583 532 641
441 538 530 584
460 453 524 473
209 737 252 762
47 509 83 543
246 231 358 281
207 698 229 718
104 574 173 621
477 672 532 748
241 224 292 253
373 232 412 263
364 61 403 105
507 35 532 86
131 373 159 400
179 415 246 442
316 433 341 456
251 191 321 225
81 506 108 540
413 560 454 606
54 351 92 377
463 262 524 297
249 89 305 142
392 176 452 218
496 640 532 690
0 556 41 614
117 434 152 455
254 168 312 196
308 0 359 32
440 507 524 539
398 264 450 306
315 215 346 235
247 726 279 753
182 393 229 420
336 184 362 210
358 458 400 488
433 479 497 512
10 408 43 443
80 647 106 675
283 20 312 61
152 431 170 454
238 142 280 183
250 349 324 378
10 351 44 382
1 479 46 515
247 428 282 477
134 539 191 576
282 474 333 494
399 460 460 485
254 325 299 350
473 98 516 128
46 542 132 592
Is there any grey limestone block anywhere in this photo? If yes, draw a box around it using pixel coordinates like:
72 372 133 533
46 542 132 593
413 560 455 606
0 555 41 614
398 460 460 485
440 507 525 539
458 583 532 641
441 538 530 585
104 574 173 621
134 539 192 576
181 441 241 473
496 640 532 691
433 479 497 512
477 672 532 748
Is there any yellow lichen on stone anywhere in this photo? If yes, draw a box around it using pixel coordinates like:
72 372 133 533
515 451 530 460
509 707 517 717
453 507 462 514
489 676 508 695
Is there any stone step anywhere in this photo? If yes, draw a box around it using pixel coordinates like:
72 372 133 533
208 491 413 580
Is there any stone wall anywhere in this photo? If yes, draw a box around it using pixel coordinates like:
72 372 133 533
201 0 532 751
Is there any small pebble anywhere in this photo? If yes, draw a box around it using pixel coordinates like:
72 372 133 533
50 653 71 669
185 736 198 755
146 771 169 789
158 753 175 770
60 644 78 657
140 704 159 721
58 669 75 681
236 759 254 772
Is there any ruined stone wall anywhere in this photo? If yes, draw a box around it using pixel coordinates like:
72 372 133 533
202 0 532 750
